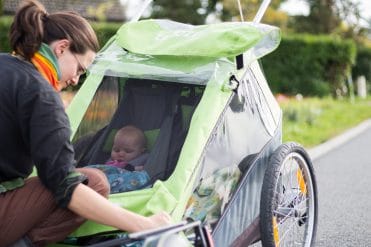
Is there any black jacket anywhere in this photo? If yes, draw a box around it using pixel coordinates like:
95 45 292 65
0 54 86 207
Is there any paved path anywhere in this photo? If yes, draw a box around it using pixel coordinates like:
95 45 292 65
311 120 371 246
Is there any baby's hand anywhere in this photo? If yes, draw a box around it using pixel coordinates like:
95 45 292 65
134 165 144 171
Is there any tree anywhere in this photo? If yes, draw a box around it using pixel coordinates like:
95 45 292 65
289 0 367 38
150 0 206 25
336 0 365 40
209 0 288 24
202 0 290 31
308 0 340 33
87 0 116 22
288 0 341 34
149 0 288 26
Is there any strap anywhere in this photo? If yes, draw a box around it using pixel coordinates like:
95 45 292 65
145 90 182 180
145 115 174 179
0 177 25 194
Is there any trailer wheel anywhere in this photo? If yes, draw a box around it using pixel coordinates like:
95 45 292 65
260 142 318 246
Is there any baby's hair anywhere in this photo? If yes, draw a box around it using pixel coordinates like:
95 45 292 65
116 125 147 150
9 0 99 60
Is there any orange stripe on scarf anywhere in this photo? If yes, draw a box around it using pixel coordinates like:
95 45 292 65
31 52 60 91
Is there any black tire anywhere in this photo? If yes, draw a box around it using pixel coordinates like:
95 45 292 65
260 142 318 247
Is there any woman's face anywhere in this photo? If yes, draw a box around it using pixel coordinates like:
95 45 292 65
57 49 96 90
51 39 96 91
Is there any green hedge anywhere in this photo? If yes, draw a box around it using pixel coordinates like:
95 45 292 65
0 16 11 52
261 34 356 97
90 21 122 48
352 45 371 87
0 15 122 52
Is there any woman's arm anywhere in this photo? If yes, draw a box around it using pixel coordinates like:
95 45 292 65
68 183 171 232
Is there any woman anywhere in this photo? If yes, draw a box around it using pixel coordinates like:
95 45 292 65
0 1 170 246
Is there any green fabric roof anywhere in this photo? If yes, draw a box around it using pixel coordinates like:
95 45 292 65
116 19 279 58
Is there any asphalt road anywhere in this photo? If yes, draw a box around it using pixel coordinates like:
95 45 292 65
313 123 371 246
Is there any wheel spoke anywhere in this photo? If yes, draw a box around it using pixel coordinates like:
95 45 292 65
260 144 317 247
277 158 311 245
276 216 303 245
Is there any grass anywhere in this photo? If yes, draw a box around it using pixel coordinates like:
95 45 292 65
280 96 371 148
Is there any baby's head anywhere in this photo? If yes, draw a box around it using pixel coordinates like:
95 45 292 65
111 125 146 162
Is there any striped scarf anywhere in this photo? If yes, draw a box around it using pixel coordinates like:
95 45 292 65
31 43 61 91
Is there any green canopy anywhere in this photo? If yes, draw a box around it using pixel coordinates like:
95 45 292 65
117 19 280 58
89 19 281 83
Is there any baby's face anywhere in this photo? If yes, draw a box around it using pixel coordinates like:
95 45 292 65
111 135 144 162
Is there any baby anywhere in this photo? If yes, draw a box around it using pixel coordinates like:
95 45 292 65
106 125 148 171
89 125 150 193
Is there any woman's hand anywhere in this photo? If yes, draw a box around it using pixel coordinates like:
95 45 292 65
143 211 172 230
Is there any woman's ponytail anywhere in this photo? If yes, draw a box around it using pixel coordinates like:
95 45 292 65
9 0 48 60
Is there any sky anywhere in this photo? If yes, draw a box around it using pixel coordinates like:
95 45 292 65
280 0 371 20
279 0 310 16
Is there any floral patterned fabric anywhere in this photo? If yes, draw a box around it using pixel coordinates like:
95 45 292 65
184 166 241 227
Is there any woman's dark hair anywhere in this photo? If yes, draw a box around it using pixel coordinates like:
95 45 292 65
9 0 99 60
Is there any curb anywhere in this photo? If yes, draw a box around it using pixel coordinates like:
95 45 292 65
307 119 371 161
